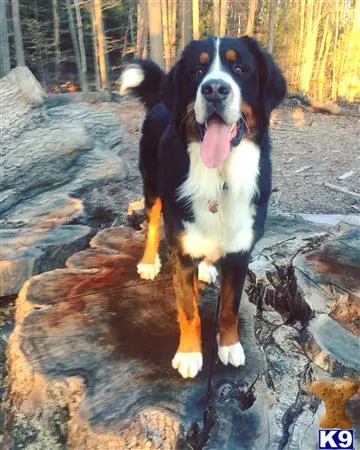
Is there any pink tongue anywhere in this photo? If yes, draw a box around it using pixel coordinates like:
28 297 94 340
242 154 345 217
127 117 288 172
200 119 230 168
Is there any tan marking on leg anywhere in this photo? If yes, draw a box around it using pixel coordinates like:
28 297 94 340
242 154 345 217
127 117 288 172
139 197 162 265
176 276 201 353
219 273 239 346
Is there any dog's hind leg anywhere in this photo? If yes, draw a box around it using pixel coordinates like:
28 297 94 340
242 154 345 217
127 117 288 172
137 195 162 280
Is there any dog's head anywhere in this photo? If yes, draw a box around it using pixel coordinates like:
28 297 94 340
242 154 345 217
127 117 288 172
162 36 286 167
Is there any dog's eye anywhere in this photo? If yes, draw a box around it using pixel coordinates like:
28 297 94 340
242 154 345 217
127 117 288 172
192 67 204 76
233 64 244 74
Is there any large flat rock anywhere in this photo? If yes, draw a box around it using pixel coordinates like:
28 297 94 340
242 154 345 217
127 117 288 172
1 68 129 297
6 218 359 449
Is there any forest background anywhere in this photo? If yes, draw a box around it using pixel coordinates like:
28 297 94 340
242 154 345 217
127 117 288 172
1 0 359 103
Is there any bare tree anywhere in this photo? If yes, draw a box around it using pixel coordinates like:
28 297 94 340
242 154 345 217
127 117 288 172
192 0 200 39
66 0 87 91
74 0 88 91
161 0 171 70
0 0 11 77
52 0 61 82
93 0 108 90
137 0 148 58
267 0 276 53
220 0 228 36
11 0 25 66
168 0 177 63
182 0 192 48
90 1 100 90
213 0 220 35
299 0 324 94
245 0 258 36
147 0 164 69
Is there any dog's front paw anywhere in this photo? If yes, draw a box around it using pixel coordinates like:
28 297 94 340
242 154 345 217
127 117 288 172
137 254 161 280
198 260 218 284
172 352 203 379
217 334 245 367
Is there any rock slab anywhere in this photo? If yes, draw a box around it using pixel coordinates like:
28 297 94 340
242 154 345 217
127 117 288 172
1 68 128 296
5 215 360 449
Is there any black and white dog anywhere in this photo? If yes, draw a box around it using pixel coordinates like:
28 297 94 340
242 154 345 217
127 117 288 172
120 36 286 379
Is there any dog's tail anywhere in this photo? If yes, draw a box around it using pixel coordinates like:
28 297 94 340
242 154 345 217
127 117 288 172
118 60 165 110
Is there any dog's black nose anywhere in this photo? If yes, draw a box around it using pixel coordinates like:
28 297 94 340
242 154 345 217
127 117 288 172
201 79 231 102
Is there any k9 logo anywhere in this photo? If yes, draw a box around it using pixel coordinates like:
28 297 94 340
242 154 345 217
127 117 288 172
318 430 354 449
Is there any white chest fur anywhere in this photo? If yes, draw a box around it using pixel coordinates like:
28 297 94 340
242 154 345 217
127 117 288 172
178 139 260 259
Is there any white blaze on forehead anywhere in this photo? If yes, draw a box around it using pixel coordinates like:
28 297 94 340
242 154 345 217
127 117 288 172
195 38 242 125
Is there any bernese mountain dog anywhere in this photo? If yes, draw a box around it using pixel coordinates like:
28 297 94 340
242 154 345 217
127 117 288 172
120 36 287 379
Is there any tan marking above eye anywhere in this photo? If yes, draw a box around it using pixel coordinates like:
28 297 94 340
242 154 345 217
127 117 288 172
199 52 209 64
225 50 237 62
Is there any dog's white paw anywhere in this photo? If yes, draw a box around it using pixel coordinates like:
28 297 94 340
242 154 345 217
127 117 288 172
198 261 218 284
172 352 203 379
217 334 245 367
137 254 161 280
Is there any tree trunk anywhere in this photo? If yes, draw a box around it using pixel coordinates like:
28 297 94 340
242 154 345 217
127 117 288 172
192 0 200 39
136 0 148 57
245 0 258 36
267 0 276 53
93 0 108 90
74 0 88 92
11 0 25 66
181 0 192 49
147 0 165 69
52 0 61 83
91 1 100 90
66 0 87 92
213 0 220 35
128 1 135 47
168 0 177 63
317 21 332 101
220 0 228 36
161 0 171 71
0 0 11 77
299 0 324 95
331 0 339 101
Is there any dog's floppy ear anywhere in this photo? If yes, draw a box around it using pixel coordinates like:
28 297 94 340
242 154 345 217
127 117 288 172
244 36 287 115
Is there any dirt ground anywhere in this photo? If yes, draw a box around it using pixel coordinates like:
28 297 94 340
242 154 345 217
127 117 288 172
113 97 360 215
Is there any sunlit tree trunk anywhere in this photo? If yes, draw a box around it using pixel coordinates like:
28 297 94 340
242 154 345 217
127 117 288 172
147 0 165 69
213 0 220 35
74 0 88 92
168 0 177 63
337 0 360 101
137 0 148 58
91 1 100 90
93 0 108 90
161 0 171 71
66 0 87 91
220 0 228 36
313 15 329 81
245 0 258 36
182 0 192 48
299 0 324 94
192 0 200 39
11 0 25 66
317 20 332 100
268 0 276 53
331 0 340 101
52 0 61 82
0 0 11 77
